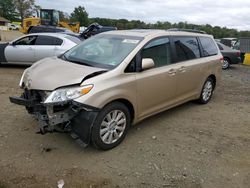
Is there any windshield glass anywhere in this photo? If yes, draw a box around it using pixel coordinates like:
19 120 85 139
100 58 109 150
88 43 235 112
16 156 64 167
232 40 240 50
52 11 59 25
63 34 143 69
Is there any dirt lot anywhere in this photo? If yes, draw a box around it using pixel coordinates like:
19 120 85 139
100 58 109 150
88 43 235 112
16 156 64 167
0 63 250 188
0 31 23 42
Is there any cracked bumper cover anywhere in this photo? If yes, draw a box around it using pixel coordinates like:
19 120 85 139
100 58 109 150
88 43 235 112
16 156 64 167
9 96 99 145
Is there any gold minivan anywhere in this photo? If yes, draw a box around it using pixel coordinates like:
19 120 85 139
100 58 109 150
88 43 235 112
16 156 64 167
10 30 222 150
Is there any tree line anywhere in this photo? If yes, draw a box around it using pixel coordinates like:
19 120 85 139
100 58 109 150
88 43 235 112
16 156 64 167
0 0 250 38
0 0 41 21
89 18 250 39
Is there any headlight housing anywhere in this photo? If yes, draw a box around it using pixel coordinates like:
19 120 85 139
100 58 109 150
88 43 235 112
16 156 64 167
19 68 29 88
44 84 93 104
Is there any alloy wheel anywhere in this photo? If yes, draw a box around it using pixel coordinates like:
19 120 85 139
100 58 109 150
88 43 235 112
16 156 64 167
222 59 229 69
202 81 213 102
100 110 126 144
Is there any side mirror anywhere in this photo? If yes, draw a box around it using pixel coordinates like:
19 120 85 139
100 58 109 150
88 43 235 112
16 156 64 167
9 42 15 46
142 58 155 71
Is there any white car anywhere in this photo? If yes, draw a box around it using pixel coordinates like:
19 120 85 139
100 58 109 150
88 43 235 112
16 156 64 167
8 23 20 30
0 33 82 65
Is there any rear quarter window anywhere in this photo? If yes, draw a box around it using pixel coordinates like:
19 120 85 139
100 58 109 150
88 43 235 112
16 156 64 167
35 36 63 45
199 37 218 57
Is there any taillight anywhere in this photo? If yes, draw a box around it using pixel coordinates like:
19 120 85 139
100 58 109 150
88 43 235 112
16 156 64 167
220 57 224 64
236 51 240 57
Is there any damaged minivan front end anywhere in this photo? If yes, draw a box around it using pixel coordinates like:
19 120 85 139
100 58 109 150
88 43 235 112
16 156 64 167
9 58 107 146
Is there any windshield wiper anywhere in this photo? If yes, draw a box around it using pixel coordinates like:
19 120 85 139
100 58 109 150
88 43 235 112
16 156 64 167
68 60 93 67
58 54 68 61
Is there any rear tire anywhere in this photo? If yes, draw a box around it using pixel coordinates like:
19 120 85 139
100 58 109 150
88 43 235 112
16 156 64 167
222 58 230 69
91 102 131 150
197 77 214 104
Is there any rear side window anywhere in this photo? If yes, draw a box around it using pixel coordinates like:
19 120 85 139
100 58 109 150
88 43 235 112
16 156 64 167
200 37 218 56
14 36 37 45
141 37 172 67
173 37 200 62
35 36 63 45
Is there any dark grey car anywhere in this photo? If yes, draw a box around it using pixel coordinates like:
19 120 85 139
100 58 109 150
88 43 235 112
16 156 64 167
217 42 241 69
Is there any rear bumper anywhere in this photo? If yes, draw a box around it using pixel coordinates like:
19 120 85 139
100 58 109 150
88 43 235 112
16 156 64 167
9 95 99 145
230 56 241 64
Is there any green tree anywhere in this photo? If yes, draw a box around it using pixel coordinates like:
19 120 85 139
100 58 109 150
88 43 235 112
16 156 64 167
70 6 88 26
59 11 70 22
73 6 250 37
0 0 17 21
14 0 35 20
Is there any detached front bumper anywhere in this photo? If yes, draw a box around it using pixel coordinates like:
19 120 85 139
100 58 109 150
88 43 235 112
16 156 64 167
9 94 99 145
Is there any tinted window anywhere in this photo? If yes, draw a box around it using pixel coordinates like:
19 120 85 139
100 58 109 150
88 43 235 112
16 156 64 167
14 36 37 45
200 37 218 56
125 58 136 73
35 36 63 45
141 37 171 67
54 37 63 45
173 37 200 62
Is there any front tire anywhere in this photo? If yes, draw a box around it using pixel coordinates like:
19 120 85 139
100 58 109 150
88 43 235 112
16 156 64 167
91 102 131 150
198 77 214 104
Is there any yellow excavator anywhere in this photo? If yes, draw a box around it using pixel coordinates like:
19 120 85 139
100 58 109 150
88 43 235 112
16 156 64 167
20 9 80 34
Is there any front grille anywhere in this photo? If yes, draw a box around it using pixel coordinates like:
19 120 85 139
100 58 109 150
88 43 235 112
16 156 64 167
23 89 47 102
53 103 70 113
22 89 47 114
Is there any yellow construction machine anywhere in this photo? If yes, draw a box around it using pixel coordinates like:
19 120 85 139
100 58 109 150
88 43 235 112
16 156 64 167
20 9 80 34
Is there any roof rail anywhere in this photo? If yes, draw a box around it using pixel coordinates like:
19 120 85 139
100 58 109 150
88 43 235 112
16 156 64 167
167 28 207 34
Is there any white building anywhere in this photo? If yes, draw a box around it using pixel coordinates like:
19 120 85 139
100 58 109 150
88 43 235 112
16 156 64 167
0 17 10 31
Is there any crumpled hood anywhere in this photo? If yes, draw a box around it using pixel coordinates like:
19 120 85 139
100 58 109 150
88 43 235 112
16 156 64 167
22 57 107 90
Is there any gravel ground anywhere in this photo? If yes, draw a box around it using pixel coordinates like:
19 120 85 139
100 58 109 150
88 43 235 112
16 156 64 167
0 31 23 42
0 64 249 188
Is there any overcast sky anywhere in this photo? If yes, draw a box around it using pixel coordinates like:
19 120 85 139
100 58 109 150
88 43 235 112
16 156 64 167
36 0 250 30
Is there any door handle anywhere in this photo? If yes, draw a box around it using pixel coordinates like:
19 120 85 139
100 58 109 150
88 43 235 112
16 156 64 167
168 68 177 75
28 47 33 50
178 66 187 72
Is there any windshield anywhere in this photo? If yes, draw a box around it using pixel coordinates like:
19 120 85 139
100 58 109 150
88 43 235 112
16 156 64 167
232 40 240 50
63 34 143 69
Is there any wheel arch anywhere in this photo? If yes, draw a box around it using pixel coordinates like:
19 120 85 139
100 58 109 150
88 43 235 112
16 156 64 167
208 74 216 89
103 98 135 123
223 56 231 63
223 56 230 61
